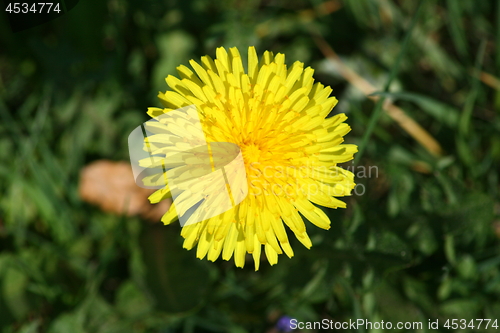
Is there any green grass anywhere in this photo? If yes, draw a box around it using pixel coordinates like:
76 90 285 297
1 0 500 332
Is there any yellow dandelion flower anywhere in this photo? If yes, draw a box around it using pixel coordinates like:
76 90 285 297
146 46 357 270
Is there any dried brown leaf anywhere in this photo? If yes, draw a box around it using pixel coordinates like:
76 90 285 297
79 160 171 222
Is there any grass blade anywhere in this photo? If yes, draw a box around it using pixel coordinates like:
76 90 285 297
355 0 426 164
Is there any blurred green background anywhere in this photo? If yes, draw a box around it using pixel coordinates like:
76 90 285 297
1 0 500 332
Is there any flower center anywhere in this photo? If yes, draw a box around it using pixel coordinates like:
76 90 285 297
241 142 262 165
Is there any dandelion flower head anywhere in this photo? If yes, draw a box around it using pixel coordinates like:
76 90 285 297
145 46 357 270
